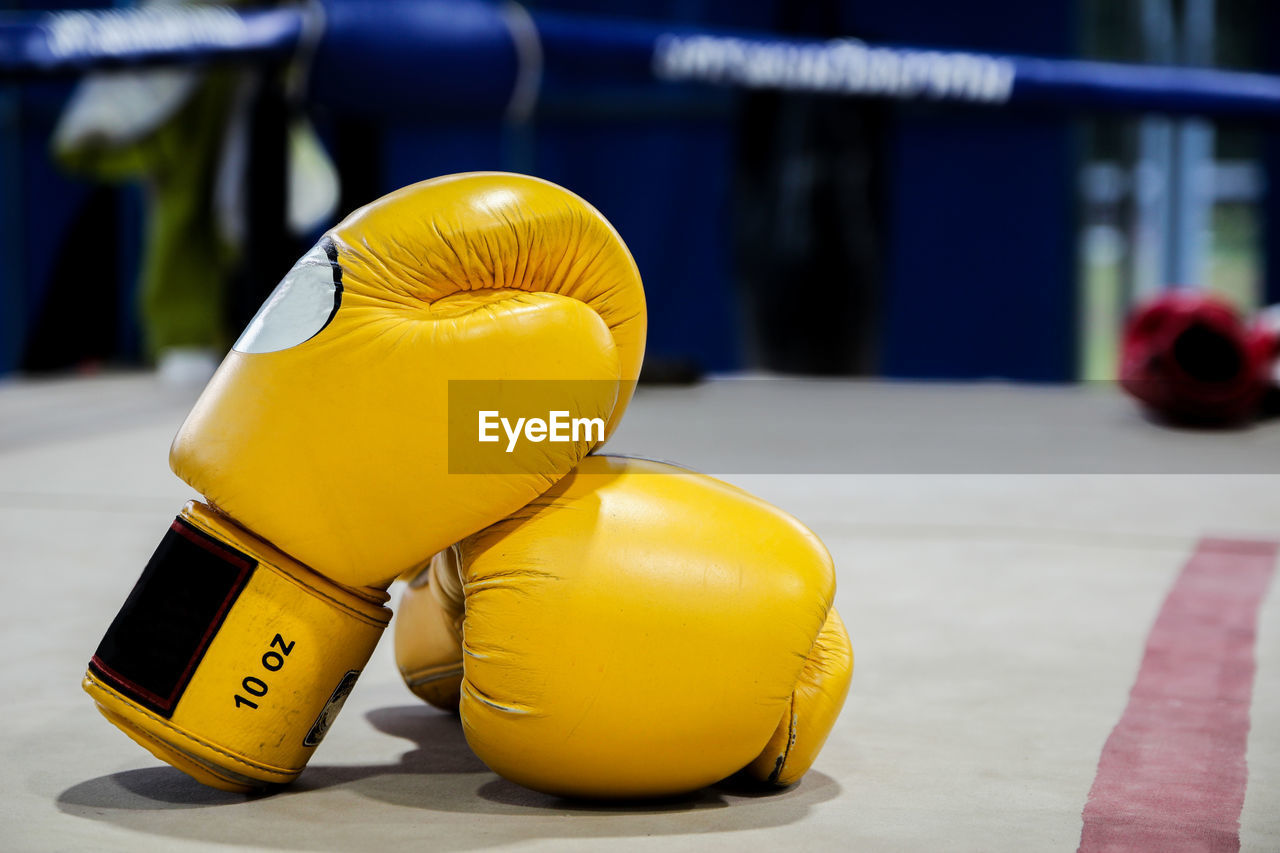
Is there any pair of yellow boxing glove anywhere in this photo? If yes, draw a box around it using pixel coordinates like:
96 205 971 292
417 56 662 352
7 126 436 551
84 173 852 798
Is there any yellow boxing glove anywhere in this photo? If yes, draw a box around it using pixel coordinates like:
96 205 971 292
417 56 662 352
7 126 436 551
84 173 646 792
395 456 853 798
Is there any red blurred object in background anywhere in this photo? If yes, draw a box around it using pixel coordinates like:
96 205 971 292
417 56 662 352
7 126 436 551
1119 290 1279 425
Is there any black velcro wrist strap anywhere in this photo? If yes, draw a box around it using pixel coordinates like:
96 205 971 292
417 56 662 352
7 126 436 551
89 517 255 718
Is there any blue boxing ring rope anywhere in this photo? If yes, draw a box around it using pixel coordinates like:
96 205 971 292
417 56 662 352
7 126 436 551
0 5 305 74
2 0 1278 379
2 1 1280 118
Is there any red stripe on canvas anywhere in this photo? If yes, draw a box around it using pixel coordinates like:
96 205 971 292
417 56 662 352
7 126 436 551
1079 537 1278 853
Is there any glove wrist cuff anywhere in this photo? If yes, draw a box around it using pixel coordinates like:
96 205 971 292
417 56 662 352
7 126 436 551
83 501 390 791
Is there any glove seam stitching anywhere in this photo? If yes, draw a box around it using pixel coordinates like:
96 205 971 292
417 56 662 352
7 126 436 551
775 691 798 783
259 563 390 629
184 509 390 628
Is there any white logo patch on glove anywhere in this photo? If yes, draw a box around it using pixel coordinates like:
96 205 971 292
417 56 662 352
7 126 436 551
234 240 342 354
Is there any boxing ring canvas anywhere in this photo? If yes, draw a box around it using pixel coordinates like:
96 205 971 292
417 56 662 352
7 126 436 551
1 373 1277 851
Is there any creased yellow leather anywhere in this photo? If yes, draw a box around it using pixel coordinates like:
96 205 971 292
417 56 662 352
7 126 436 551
746 607 853 786
395 548 465 710
171 172 646 586
395 455 853 798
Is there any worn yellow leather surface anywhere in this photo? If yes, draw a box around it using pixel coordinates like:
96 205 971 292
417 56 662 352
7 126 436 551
172 172 645 585
395 455 853 798
396 548 466 710
746 606 853 786
90 173 646 791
